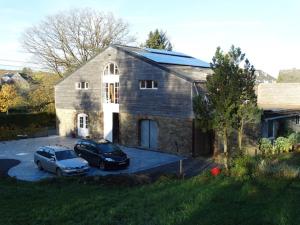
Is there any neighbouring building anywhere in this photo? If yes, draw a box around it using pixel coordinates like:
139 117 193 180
55 45 214 156
258 83 300 140
0 72 30 90
254 70 276 84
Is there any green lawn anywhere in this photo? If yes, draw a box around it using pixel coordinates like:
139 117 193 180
1 174 300 225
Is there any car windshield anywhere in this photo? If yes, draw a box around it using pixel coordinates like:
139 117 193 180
97 143 122 153
55 150 77 161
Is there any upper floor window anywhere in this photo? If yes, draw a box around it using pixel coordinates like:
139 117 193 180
75 82 89 90
104 82 119 104
140 80 158 89
103 63 119 75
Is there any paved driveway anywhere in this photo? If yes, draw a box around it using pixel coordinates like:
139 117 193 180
0 136 183 181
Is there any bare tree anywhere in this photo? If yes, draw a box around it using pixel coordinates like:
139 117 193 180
22 8 135 76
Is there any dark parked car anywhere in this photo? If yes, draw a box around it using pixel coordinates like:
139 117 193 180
74 139 130 170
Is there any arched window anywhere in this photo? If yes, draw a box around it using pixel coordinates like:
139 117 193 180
103 63 119 75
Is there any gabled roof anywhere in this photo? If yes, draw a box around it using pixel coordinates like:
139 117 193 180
56 45 212 86
113 45 211 82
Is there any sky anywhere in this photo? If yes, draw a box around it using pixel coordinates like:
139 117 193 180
0 0 300 77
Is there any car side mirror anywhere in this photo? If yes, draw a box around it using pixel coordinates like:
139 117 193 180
50 157 56 162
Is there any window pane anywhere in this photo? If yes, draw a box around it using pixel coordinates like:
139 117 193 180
85 82 89 89
77 82 81 89
109 83 114 103
146 80 152 88
115 66 119 75
115 82 119 104
109 64 114 74
267 120 273 137
140 80 145 88
80 117 84 128
153 81 158 88
85 116 88 128
104 66 108 75
81 82 85 89
105 83 109 103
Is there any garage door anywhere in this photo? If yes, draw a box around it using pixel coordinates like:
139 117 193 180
140 120 158 149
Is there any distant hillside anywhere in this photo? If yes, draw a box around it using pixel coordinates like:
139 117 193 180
277 69 300 83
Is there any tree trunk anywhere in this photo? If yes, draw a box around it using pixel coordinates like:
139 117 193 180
238 120 244 151
223 127 228 170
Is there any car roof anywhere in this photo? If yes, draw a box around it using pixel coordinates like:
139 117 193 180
78 139 110 144
39 145 71 152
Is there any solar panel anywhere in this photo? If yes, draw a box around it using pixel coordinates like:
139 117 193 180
135 52 210 68
143 48 191 58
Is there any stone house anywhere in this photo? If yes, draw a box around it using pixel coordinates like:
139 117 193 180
55 45 213 156
258 83 300 140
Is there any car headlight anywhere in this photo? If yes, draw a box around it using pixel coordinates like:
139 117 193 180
105 158 115 162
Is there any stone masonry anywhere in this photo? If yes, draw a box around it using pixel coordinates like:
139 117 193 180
119 112 193 156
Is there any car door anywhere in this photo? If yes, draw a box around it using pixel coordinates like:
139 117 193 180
86 143 99 166
79 142 90 162
38 151 48 169
43 151 57 173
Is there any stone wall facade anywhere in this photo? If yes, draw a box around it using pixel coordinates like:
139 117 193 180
119 112 193 156
56 108 103 138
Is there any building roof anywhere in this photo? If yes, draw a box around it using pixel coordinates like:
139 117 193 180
113 45 211 82
258 83 300 110
115 45 210 68
56 45 212 86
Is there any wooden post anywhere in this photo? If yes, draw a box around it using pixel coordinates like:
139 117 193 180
179 160 183 177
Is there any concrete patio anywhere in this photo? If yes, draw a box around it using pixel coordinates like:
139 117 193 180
0 136 183 181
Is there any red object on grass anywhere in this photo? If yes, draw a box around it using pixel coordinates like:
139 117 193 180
211 167 221 176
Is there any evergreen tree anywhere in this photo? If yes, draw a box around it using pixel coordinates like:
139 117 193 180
144 29 172 50
193 46 259 168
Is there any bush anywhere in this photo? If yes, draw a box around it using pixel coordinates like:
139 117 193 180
274 137 291 154
259 138 273 155
0 112 56 141
230 156 258 181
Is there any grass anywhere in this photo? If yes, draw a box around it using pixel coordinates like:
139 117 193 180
1 174 300 225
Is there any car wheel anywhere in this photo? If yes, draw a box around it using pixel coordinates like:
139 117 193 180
37 161 43 170
56 168 63 177
99 161 106 170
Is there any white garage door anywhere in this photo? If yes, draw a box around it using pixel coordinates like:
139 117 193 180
140 120 158 149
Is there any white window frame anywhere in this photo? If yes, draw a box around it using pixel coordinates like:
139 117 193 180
75 82 89 90
103 63 119 75
139 80 158 90
104 82 119 104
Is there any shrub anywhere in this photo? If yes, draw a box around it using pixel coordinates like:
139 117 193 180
274 137 291 154
230 156 258 181
288 133 298 146
259 138 273 155
0 112 56 141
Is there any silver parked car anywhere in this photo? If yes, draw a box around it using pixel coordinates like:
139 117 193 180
34 146 90 176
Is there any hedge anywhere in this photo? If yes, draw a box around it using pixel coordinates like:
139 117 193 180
0 112 56 128
0 112 56 141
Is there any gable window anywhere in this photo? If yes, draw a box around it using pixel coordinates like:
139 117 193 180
76 82 89 90
140 80 158 89
103 63 119 75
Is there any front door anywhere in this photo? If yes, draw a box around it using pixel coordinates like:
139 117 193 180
113 113 119 143
140 120 158 149
77 113 89 137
